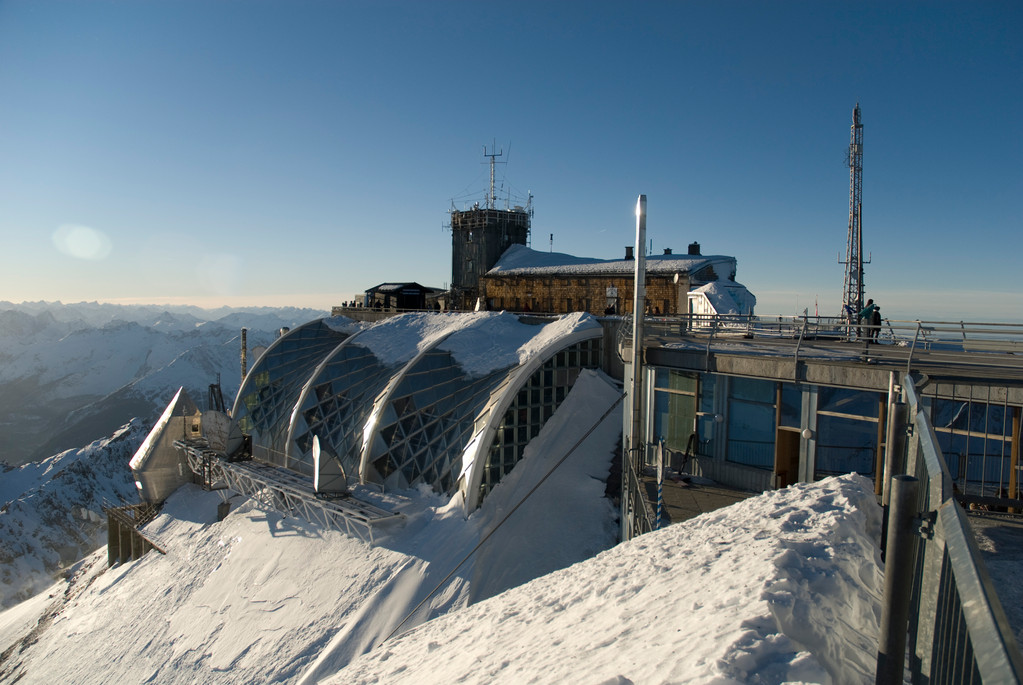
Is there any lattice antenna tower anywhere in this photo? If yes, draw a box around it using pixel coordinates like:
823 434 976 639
839 103 869 321
483 142 504 209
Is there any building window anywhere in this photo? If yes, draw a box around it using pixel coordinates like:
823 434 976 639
653 369 698 454
814 387 880 478
726 377 775 470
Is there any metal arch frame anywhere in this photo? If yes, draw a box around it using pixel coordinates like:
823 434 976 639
285 327 373 481
458 326 605 514
357 329 460 485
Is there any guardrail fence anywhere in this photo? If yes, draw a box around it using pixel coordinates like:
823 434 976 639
878 373 1023 684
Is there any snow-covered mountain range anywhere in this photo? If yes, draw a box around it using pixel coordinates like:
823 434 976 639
0 421 145 609
0 301 327 467
0 301 327 609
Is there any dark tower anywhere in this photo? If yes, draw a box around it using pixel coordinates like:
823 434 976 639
840 103 866 323
450 146 531 309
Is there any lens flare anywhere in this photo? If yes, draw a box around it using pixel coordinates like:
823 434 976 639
52 224 112 260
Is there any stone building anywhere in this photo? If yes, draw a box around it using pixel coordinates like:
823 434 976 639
450 203 531 310
480 241 755 316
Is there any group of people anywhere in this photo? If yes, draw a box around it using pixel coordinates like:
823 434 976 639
858 298 882 342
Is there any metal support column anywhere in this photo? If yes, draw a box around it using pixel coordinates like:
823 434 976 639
876 475 921 685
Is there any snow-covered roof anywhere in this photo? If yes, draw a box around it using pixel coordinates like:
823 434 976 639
239 311 605 510
689 280 757 316
486 244 736 278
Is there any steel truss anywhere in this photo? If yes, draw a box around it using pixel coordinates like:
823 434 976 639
175 440 404 544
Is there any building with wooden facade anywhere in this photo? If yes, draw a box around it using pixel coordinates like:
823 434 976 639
480 241 755 316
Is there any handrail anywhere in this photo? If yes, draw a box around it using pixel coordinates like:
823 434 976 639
638 314 1023 382
889 374 1023 683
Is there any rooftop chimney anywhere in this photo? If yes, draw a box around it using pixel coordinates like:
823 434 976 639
663 247 672 255
625 245 634 260
688 241 701 255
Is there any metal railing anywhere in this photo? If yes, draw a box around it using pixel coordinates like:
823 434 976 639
880 374 1023 683
175 439 405 544
621 441 654 540
103 501 165 566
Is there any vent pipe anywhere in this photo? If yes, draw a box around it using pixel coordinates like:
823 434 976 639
240 328 248 383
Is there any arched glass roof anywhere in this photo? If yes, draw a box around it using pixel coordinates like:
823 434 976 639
457 327 604 512
232 318 355 465
360 344 511 494
287 334 396 478
230 311 606 512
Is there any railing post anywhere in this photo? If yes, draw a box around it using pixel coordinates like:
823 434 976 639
882 401 909 507
876 475 921 685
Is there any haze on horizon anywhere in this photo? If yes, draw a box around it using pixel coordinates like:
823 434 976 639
0 1 1019 322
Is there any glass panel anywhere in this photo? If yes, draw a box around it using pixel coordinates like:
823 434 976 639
654 390 695 453
818 387 879 418
730 376 775 403
726 400 774 469
779 384 801 429
815 414 876 477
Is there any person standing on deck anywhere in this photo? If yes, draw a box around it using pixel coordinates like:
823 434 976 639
858 299 877 341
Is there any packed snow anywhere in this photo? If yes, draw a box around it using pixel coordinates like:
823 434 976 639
337 311 600 379
0 370 885 684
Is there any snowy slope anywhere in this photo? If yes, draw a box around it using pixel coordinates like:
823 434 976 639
0 369 625 683
0 370 887 684
331 474 882 685
0 421 147 609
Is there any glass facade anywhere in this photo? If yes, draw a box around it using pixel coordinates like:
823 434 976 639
930 397 1014 495
726 377 775 469
364 346 512 493
479 337 602 501
234 320 351 465
289 339 390 478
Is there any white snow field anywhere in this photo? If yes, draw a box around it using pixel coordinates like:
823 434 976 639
0 370 883 684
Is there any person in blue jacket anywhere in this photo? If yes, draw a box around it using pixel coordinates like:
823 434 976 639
858 299 877 341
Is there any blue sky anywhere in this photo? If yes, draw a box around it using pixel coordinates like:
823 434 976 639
1 1 1019 321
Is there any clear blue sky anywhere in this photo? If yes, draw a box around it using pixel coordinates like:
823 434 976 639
1 1 1019 321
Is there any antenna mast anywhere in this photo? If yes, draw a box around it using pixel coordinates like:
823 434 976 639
840 103 866 322
483 142 503 209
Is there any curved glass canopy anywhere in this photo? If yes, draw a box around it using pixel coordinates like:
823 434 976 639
232 312 604 512
233 318 354 465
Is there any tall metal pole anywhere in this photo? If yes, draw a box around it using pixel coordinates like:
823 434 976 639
840 104 865 325
630 195 648 473
240 327 248 384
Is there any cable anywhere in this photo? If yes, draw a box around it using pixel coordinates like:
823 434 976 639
382 391 626 643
